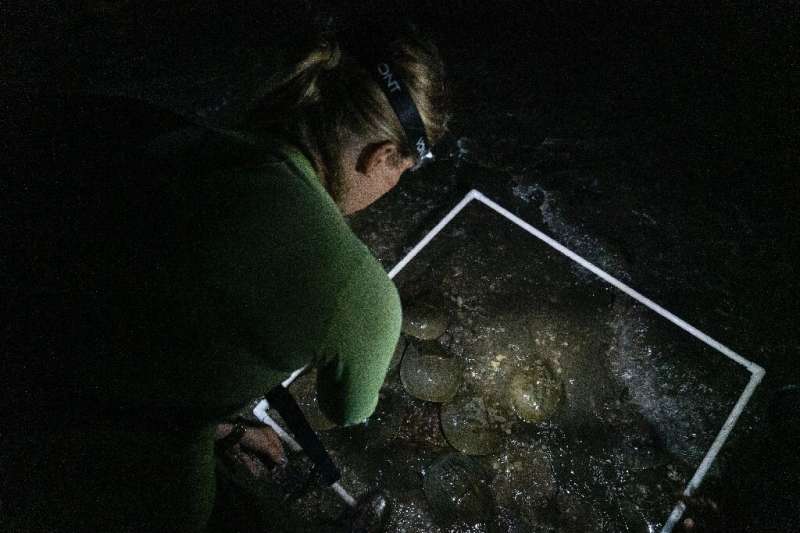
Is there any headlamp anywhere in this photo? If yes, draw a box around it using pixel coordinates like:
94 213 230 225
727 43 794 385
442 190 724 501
411 149 435 171
362 57 434 172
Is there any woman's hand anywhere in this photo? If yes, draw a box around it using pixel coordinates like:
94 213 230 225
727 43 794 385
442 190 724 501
214 421 287 477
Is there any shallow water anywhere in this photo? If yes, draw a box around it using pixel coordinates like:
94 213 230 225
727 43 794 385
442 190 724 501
228 180 753 531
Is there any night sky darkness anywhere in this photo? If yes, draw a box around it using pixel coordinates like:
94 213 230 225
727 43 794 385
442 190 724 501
4 2 798 532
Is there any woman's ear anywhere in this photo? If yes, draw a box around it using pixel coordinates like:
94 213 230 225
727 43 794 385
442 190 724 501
358 142 414 176
337 141 414 215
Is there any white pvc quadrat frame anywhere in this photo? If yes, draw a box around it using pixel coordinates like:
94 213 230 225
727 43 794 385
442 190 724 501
387 189 765 533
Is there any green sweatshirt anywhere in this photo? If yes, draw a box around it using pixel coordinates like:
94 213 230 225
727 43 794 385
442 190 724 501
209 137 403 424
7 131 401 531
111 133 404 426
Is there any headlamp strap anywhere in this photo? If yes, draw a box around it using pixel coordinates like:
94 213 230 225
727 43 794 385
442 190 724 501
365 59 431 163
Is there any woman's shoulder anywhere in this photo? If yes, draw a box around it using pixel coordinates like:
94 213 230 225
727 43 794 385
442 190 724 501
192 133 376 287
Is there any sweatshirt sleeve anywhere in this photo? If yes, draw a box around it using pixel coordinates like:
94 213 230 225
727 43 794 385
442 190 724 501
188 153 401 415
314 256 402 426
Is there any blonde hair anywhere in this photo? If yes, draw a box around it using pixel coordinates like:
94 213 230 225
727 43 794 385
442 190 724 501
248 26 448 178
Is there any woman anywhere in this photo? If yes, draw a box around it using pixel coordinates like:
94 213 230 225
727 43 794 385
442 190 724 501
3 17 448 533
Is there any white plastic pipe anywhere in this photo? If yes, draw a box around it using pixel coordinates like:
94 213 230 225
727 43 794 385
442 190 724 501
252 395 358 508
661 368 764 532
331 482 358 508
386 189 766 532
387 192 477 279
281 366 307 388
252 399 302 453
